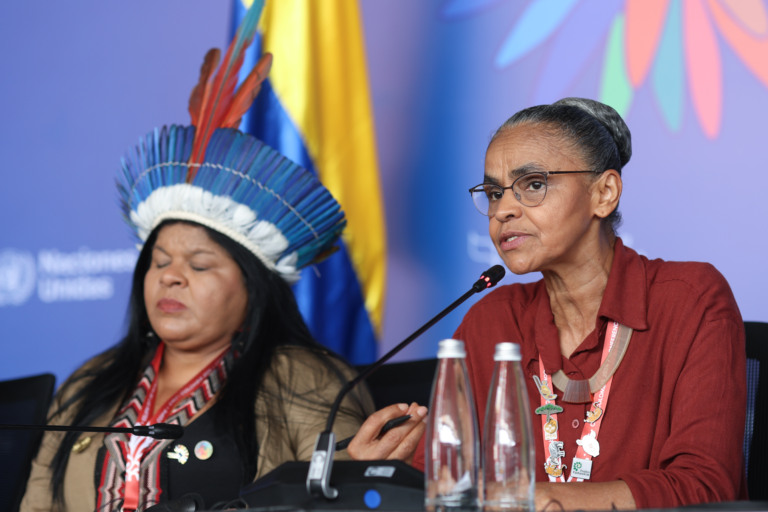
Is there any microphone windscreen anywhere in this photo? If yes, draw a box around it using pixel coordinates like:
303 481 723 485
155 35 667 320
482 265 505 286
150 423 184 439
472 265 506 292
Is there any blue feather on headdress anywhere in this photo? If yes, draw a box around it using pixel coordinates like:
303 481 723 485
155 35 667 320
117 1 345 281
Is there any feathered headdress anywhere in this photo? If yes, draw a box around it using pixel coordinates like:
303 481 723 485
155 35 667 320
117 1 345 283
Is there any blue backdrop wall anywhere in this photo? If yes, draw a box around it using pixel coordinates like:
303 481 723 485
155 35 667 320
2 0 767 385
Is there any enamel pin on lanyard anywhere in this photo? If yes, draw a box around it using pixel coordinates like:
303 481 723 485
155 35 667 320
535 321 626 482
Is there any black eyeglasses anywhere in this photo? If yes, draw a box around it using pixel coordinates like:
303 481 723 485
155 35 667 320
468 170 596 216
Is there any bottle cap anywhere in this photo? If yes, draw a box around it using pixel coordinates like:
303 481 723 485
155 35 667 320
437 339 466 359
494 342 521 361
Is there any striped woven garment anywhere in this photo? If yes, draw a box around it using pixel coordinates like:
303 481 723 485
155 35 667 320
95 345 233 511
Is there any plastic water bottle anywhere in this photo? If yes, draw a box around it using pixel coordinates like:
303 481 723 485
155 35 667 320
424 339 480 511
482 342 535 511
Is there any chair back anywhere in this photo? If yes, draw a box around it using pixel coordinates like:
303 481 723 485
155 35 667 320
744 321 768 501
358 358 437 411
0 373 56 512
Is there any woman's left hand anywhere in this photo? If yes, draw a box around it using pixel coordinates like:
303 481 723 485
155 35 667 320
346 402 427 464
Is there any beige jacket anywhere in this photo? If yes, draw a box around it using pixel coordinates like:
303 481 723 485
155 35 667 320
21 345 373 512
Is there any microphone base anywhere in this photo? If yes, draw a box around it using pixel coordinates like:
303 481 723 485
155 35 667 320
240 460 424 511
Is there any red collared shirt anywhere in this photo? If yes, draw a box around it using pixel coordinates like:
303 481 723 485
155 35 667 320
414 239 747 508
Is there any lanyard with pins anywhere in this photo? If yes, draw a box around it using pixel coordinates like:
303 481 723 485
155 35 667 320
535 321 625 482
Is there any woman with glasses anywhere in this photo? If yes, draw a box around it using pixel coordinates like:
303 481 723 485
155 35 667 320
393 97 747 509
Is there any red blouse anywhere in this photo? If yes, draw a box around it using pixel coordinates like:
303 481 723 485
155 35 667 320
414 239 747 508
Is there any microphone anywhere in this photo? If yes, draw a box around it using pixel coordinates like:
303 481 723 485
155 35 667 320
471 264 505 292
0 422 183 439
306 264 505 500
240 265 504 510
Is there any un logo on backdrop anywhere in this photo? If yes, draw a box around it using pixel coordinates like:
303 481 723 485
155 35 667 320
0 249 36 307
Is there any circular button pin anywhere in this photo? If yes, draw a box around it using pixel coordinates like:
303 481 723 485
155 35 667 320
194 440 213 460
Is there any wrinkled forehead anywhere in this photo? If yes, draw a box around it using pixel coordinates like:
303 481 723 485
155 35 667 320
490 121 577 154
484 123 587 180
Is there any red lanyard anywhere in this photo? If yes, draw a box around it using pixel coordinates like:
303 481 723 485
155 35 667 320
122 344 228 511
538 321 619 482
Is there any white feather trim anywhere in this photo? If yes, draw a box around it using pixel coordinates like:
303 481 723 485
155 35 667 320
129 184 300 282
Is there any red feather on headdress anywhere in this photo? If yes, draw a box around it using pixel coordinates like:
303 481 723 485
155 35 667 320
188 49 221 129
186 0 272 181
220 53 272 129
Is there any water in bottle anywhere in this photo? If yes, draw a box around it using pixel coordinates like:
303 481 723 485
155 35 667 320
424 339 480 511
482 342 535 511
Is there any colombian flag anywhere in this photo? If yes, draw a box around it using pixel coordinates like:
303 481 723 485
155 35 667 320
233 0 385 364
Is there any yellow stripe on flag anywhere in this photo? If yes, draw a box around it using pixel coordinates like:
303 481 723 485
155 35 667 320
254 0 386 335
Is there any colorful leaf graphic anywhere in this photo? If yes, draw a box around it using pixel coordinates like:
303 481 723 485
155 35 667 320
722 0 767 35
463 0 768 138
625 0 669 86
652 0 685 131
495 0 579 68
600 14 634 118
685 0 722 138
709 0 768 88
533 0 622 104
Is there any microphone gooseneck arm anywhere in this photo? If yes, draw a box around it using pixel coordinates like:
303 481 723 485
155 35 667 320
307 265 505 500
323 265 504 433
0 422 184 440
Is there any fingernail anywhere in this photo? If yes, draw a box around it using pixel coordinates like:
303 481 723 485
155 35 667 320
398 403 409 411
416 406 428 418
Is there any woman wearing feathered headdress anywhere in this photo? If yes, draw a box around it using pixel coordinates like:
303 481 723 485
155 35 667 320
20 3 376 510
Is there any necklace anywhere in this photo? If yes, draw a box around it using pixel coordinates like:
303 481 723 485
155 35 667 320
537 321 631 482
550 324 633 403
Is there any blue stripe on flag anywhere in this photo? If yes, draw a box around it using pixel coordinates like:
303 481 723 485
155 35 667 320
235 23 377 364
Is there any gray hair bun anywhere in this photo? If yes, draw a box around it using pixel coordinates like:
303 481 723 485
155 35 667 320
553 97 632 167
